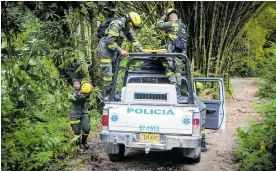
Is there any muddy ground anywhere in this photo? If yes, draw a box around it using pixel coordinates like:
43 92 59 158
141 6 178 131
69 78 258 171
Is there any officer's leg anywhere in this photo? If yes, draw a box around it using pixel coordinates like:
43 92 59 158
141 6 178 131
195 97 208 152
200 109 207 152
174 57 182 97
70 118 81 145
100 59 113 101
81 115 91 149
166 57 177 84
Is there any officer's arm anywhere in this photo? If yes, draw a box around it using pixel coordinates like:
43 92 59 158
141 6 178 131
76 92 91 101
125 29 144 52
68 91 77 102
156 15 172 30
106 23 122 53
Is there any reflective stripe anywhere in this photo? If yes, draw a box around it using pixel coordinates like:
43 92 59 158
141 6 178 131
172 22 179 32
103 77 112 81
157 20 163 23
172 22 179 27
68 93 76 101
100 58 112 63
202 130 206 134
162 61 166 67
166 72 174 77
105 29 109 35
132 41 139 47
108 30 119 36
82 133 89 136
175 72 181 76
70 120 80 124
169 34 178 39
108 43 117 49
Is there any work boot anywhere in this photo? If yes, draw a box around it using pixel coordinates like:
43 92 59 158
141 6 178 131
201 141 208 152
81 134 89 150
103 90 111 101
104 96 110 101
201 131 208 152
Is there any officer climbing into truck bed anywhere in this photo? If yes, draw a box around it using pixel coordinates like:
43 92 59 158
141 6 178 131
156 9 207 152
97 12 144 101
155 8 187 98
68 78 93 149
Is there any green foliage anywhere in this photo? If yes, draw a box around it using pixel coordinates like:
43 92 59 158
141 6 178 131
230 3 276 77
1 3 102 170
235 99 276 171
1 118 78 170
257 45 276 99
235 34 276 170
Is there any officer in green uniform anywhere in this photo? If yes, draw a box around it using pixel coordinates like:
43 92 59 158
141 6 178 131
195 82 208 152
68 78 91 149
155 8 187 97
97 12 144 101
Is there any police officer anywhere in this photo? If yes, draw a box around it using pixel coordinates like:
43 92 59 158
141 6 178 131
97 12 144 101
68 78 91 149
155 8 187 98
195 82 208 152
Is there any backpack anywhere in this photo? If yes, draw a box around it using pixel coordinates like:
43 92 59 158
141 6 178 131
174 22 187 51
97 18 115 39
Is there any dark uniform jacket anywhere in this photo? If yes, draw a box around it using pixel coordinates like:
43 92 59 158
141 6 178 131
156 15 187 53
98 17 143 59
68 90 90 119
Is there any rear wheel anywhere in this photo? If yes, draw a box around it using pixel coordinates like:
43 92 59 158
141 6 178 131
185 153 201 163
108 144 125 162
181 147 201 163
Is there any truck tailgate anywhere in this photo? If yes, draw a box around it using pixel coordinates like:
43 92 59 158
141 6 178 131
108 105 193 135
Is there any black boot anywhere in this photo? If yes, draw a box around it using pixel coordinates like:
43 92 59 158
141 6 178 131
201 131 208 152
81 134 89 149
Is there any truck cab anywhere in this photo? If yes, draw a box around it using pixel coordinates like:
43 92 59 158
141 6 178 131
100 52 226 162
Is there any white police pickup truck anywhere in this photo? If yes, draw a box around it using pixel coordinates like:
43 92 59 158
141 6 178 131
100 53 226 163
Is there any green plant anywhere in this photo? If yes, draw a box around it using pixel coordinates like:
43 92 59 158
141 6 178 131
235 99 276 171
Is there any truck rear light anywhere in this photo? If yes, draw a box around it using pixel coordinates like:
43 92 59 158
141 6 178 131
102 110 109 130
193 118 200 126
192 112 201 136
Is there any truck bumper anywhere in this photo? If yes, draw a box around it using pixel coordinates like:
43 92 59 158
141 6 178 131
100 131 201 151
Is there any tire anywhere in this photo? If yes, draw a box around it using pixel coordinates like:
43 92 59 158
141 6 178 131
189 153 201 163
181 148 201 163
108 144 125 162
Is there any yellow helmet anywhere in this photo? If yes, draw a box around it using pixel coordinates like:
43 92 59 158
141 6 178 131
166 8 178 16
126 12 143 29
81 81 93 94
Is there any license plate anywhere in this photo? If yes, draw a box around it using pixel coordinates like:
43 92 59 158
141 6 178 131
140 133 160 144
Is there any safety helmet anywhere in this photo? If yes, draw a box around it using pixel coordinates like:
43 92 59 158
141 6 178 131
81 81 93 94
126 12 143 30
166 8 178 16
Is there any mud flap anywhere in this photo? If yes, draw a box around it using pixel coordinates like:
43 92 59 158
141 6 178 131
104 143 119 154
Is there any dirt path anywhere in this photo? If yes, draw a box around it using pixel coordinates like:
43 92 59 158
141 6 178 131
69 78 258 171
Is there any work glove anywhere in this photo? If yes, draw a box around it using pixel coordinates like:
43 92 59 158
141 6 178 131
160 15 167 22
136 45 144 52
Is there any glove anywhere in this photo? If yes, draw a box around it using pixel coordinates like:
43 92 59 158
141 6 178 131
160 15 167 21
136 45 144 52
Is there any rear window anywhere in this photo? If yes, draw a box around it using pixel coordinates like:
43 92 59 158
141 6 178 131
128 77 141 83
158 77 169 84
142 77 157 83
